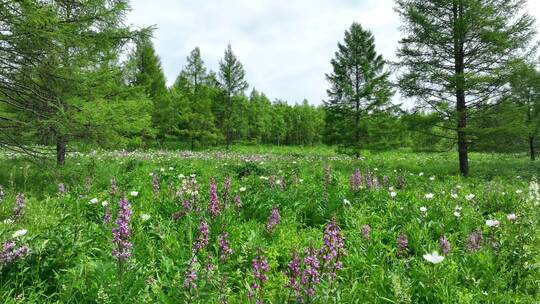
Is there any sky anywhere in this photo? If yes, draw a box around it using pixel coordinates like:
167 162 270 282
127 0 540 106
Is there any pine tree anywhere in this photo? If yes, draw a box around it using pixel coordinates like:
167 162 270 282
218 44 249 147
324 22 393 156
396 0 536 175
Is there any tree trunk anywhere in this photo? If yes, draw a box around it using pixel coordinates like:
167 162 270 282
530 135 536 161
56 135 66 166
453 2 469 176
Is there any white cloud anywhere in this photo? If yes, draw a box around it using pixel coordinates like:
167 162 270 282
128 0 540 106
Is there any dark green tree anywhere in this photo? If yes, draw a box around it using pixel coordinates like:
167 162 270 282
218 44 249 147
324 22 393 156
396 0 536 175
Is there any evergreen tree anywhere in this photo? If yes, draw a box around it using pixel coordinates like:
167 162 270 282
396 0 536 175
0 0 144 164
218 44 249 147
324 22 393 156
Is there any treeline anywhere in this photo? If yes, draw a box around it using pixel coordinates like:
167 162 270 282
0 0 539 174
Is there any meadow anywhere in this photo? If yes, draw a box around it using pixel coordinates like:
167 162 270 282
0 147 539 303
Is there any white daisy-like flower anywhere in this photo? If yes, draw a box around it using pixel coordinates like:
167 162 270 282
390 191 397 198
453 211 461 218
451 193 458 199
389 186 395 191
425 193 434 200
374 168 378 171
501 192 506 196
140 214 151 221
3 219 14 225
429 176 435 181
419 172 424 176
299 179 304 183
420 206 428 213
423 251 444 264
89 198 99 204
130 191 139 197
101 201 108 207
239 187 246 192
169 167 174 170
486 219 500 227
12 229 28 238
465 194 475 201
342 198 351 206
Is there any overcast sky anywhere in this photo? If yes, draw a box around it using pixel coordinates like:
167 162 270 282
127 0 540 106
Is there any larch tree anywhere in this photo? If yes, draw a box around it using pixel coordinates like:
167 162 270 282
396 0 536 175
218 44 249 148
324 22 393 157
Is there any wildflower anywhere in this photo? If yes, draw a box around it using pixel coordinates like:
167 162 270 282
453 211 461 218
342 198 351 207
424 193 434 200
285 251 302 298
58 183 66 195
218 232 232 262
396 231 408 257
506 213 517 222
419 172 424 176
112 196 132 262
466 229 483 252
140 214 151 222
101 201 108 207
12 229 27 238
239 187 246 192
0 185 4 201
439 235 451 255
0 241 29 265
266 207 281 232
423 251 444 264
12 193 25 221
223 176 231 204
234 195 242 209
184 256 198 290
451 193 458 199
3 219 14 225
85 176 91 193
301 247 321 299
420 206 427 213
350 169 361 192
361 224 371 240
151 172 160 194
248 250 269 303
89 198 99 204
110 177 117 197
209 179 220 217
319 218 346 279
429 176 435 181
129 191 138 197
515 189 523 194
390 191 397 198
485 219 500 228
529 177 539 204
465 194 475 201
193 220 209 253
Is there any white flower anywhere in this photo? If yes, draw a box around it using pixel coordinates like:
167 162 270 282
420 206 428 213
160 168 165 172
423 251 444 264
299 179 304 183
506 213 517 221
3 219 14 225
389 186 395 191
486 219 500 227
451 193 458 199
140 214 151 221
190 174 196 178
419 172 424 176
390 191 397 198
429 176 435 181
292 161 297 164
453 211 461 218
465 194 475 201
374 168 378 171
425 193 434 200
456 185 462 189
12 229 27 238
178 174 185 179
89 198 99 204
130 191 139 197
342 198 351 206
239 187 246 192
169 167 174 170
501 192 506 196
516 189 523 194
455 205 462 211
101 201 108 207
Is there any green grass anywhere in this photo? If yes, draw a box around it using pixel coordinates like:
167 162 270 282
0 147 539 303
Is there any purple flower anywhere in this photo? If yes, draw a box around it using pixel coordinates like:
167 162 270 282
301 247 321 299
12 193 25 221
266 207 281 233
396 231 408 257
323 166 331 188
184 257 198 290
112 196 132 262
193 220 209 253
439 235 451 255
234 195 242 209
350 169 361 192
382 175 389 187
0 240 29 265
249 249 269 303
285 251 302 300
361 224 371 240
218 232 232 262
319 218 346 279
151 172 160 195
209 179 220 217
466 229 483 252
103 205 112 224
58 183 66 195
110 177 117 197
